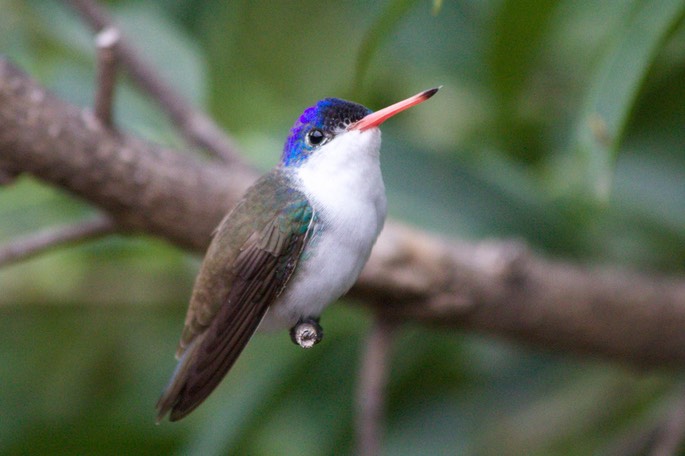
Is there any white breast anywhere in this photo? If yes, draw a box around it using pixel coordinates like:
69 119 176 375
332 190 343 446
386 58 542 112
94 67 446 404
261 129 387 329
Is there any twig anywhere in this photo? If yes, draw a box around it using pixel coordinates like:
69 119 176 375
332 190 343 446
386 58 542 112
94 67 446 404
94 26 120 127
0 216 115 267
355 316 396 456
65 0 244 165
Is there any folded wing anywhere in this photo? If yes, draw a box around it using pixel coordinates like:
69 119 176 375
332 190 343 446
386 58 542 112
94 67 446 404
156 172 314 421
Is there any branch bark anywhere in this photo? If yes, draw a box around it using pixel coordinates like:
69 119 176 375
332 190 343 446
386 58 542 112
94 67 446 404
2 58 685 368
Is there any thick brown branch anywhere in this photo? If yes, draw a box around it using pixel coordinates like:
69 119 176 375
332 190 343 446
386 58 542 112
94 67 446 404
0 59 255 251
355 229 685 367
65 0 244 165
2 58 685 367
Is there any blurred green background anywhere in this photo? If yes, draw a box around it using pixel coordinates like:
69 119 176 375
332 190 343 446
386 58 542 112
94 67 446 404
1 0 685 454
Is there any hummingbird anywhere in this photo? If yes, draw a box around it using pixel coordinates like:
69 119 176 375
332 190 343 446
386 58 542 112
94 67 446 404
156 87 439 422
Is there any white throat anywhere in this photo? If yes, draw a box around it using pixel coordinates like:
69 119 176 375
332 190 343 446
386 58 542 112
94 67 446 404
295 128 386 227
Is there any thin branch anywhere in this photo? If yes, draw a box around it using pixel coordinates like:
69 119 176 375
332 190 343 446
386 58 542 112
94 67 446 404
65 0 245 165
355 317 396 456
0 215 116 267
94 26 120 127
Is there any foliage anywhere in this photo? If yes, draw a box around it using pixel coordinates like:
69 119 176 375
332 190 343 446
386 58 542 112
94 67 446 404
1 0 684 454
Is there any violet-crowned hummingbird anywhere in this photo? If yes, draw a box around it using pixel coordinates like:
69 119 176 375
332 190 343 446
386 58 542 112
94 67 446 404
156 87 439 422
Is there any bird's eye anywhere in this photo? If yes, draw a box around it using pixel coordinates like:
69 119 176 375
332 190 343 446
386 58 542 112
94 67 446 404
306 128 327 147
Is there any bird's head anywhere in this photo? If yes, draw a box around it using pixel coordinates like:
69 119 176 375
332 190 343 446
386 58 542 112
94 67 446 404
281 88 439 168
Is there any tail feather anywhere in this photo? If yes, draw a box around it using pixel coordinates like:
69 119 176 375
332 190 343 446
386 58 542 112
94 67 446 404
155 337 201 423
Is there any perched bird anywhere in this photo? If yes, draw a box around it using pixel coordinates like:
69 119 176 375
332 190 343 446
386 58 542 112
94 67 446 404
156 88 439 422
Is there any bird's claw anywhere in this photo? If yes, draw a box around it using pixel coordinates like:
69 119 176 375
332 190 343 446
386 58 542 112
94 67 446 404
290 318 323 349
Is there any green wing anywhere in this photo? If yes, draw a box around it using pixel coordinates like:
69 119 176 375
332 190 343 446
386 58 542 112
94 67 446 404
156 170 314 422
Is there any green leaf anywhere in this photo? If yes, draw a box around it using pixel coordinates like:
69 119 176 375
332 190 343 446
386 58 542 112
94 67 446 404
569 0 685 200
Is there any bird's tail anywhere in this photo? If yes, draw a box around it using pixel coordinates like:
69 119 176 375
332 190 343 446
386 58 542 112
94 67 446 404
155 336 201 423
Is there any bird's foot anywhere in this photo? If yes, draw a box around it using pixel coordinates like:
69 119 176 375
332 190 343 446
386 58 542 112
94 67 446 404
290 317 323 349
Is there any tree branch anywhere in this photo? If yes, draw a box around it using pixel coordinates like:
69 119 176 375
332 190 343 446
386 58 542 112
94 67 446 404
94 26 120 128
2 57 685 367
355 231 685 367
355 317 396 456
0 58 254 252
0 215 115 267
65 0 245 165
